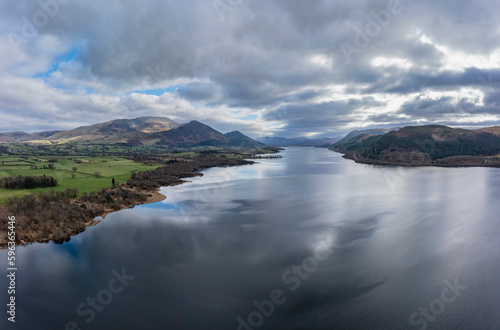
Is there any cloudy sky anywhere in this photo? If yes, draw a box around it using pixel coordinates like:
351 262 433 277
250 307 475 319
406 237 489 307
1 0 500 138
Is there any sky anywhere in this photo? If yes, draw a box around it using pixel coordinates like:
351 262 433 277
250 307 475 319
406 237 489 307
1 0 500 138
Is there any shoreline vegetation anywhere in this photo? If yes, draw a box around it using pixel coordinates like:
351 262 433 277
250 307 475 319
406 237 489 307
332 148 500 167
330 125 500 167
0 151 271 247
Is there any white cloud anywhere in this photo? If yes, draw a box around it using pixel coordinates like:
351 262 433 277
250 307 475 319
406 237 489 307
0 0 500 137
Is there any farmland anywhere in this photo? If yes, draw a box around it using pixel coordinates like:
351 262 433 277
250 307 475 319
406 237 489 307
0 155 160 205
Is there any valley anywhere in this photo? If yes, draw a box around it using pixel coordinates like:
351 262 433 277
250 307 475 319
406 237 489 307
0 116 277 246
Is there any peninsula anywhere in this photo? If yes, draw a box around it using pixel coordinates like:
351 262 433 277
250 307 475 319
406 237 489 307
331 125 500 167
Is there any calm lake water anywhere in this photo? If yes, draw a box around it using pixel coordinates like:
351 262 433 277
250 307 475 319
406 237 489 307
2 147 500 329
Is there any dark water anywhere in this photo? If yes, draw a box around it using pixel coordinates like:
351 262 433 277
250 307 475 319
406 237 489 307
2 147 500 329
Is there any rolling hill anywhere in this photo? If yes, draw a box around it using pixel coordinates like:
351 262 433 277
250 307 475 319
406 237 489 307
333 125 500 166
474 126 500 137
0 131 57 142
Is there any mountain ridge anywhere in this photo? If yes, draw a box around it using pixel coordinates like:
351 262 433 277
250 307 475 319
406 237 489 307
0 116 263 148
333 128 396 147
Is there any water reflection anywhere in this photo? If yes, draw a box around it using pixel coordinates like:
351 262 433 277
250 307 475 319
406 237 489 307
1 148 500 329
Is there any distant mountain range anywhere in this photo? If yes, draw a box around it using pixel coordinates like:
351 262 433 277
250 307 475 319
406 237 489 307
0 130 62 143
257 136 341 147
333 125 500 166
0 116 264 148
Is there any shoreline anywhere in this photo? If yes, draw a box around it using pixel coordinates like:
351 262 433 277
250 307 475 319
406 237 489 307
0 158 255 247
0 186 168 249
333 149 500 168
94 186 168 221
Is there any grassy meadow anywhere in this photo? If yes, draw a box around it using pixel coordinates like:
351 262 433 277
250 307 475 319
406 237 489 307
0 154 160 205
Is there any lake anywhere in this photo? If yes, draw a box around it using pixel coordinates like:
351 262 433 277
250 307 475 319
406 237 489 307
2 147 500 329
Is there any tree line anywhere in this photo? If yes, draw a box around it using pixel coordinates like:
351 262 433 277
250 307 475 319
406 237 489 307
127 154 253 190
355 132 500 160
0 175 57 189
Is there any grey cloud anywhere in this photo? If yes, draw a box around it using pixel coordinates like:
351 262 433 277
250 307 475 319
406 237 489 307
264 97 387 135
484 92 500 107
1 0 500 134
176 83 217 102
397 95 500 122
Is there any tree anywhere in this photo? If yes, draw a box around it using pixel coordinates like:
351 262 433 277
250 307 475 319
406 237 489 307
71 173 76 179
94 171 102 178
0 175 57 189
72 167 77 172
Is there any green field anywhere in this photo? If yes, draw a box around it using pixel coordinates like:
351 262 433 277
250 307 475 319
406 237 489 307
0 155 160 205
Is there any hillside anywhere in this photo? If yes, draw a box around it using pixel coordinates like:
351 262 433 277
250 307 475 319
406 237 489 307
0 117 181 144
0 117 264 149
152 120 230 147
475 126 500 137
151 121 264 147
47 116 181 142
0 131 39 142
333 125 500 166
225 131 265 148
333 128 395 147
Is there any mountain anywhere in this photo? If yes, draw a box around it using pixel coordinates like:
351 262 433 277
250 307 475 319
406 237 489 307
333 128 396 147
333 125 500 166
0 117 264 149
152 120 230 147
257 136 341 147
0 131 62 143
47 116 181 142
30 130 62 140
151 121 264 148
0 133 14 143
224 131 265 148
0 131 35 142
0 117 181 144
